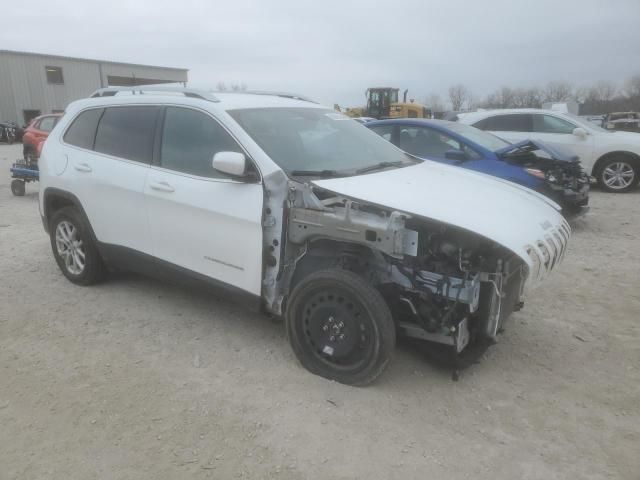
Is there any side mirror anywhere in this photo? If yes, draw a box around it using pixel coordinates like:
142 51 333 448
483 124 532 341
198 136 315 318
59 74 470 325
212 151 248 177
572 127 588 138
444 149 467 161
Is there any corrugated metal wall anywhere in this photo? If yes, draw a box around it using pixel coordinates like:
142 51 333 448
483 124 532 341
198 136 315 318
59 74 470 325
0 51 188 124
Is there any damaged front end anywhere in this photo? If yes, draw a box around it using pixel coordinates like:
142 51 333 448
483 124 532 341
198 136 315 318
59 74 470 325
496 140 590 215
268 181 544 359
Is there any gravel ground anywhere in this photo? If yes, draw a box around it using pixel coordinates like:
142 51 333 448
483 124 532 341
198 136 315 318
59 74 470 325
0 143 638 480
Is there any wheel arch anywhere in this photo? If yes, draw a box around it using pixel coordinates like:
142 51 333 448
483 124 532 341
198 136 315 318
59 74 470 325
592 150 640 178
42 188 98 243
289 238 383 293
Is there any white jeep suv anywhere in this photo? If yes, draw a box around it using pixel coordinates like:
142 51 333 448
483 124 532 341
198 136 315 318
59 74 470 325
459 108 640 192
39 87 570 385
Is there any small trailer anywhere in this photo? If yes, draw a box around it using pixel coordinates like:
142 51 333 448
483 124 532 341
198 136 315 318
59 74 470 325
10 157 39 196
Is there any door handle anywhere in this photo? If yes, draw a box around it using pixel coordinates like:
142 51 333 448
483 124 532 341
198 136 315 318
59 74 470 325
74 162 92 173
149 180 175 193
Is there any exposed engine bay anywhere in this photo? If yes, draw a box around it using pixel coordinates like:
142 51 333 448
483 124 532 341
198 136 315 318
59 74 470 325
498 140 590 212
269 181 528 358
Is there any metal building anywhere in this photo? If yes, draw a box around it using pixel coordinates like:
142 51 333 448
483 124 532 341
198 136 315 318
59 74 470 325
0 49 188 124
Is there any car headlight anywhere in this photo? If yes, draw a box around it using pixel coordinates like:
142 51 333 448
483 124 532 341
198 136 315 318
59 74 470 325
525 168 546 179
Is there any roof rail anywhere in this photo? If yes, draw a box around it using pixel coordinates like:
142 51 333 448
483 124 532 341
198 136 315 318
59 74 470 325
244 90 317 103
90 86 220 102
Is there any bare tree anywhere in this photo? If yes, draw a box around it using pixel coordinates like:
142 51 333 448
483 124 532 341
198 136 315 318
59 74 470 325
543 81 573 102
425 93 445 112
231 82 248 92
448 84 471 111
622 75 640 99
216 81 228 92
512 87 542 108
594 80 617 102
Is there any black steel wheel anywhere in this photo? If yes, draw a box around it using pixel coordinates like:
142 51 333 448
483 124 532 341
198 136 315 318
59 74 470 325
10 179 25 196
286 269 395 386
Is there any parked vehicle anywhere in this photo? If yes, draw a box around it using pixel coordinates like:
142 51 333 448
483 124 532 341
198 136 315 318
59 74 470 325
0 121 19 144
366 119 589 216
352 117 377 124
344 87 430 119
39 87 570 385
22 113 63 160
602 112 640 133
458 108 640 192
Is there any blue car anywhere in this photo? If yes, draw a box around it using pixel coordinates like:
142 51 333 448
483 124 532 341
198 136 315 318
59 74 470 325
365 119 589 216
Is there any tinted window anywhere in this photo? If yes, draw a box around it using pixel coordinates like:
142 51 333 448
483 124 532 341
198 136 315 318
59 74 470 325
397 126 452 154
532 114 576 134
369 125 394 142
160 107 242 178
474 114 532 132
39 116 56 132
94 106 159 163
63 109 104 149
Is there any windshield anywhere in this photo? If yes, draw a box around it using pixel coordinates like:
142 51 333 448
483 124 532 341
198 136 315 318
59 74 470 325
564 112 609 133
444 121 510 151
228 108 414 175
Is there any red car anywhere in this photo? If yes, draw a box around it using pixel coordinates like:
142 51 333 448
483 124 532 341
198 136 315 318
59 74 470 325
22 113 63 160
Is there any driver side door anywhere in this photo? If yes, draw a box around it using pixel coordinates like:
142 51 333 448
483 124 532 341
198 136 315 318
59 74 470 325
529 114 596 169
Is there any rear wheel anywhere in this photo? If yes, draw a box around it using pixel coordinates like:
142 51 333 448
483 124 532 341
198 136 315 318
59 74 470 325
286 269 395 386
598 156 639 192
10 179 25 196
49 207 105 285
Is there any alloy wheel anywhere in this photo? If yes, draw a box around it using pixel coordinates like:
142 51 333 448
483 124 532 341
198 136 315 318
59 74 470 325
55 220 86 275
602 161 635 190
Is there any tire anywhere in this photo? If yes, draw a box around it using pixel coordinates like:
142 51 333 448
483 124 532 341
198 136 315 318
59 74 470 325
597 155 639 193
49 207 105 285
10 179 25 196
285 269 395 386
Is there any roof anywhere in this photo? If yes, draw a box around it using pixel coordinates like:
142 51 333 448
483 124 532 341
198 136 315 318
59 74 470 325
0 49 187 72
365 118 456 129
66 91 325 113
458 108 568 125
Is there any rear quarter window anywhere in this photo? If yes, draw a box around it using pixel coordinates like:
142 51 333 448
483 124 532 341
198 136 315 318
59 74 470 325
94 106 160 163
474 114 532 132
63 109 104 150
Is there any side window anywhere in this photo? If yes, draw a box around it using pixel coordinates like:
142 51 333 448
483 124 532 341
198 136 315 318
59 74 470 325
160 107 242 178
63 109 104 150
94 106 160 163
532 114 576 134
474 114 532 132
39 117 56 132
399 127 463 157
369 125 394 143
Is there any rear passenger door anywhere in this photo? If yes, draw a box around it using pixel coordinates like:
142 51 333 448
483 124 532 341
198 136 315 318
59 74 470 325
473 114 533 143
63 105 158 256
145 106 264 296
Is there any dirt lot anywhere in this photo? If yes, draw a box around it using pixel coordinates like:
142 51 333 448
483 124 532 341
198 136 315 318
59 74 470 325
0 143 638 480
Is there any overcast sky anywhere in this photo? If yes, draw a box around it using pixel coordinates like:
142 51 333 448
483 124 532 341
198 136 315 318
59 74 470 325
3 0 640 106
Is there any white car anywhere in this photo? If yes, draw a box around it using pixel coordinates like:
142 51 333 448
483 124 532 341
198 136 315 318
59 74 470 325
39 87 569 385
458 108 640 192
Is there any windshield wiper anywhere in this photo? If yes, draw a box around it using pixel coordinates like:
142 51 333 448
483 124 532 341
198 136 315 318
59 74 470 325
356 161 406 174
289 169 340 177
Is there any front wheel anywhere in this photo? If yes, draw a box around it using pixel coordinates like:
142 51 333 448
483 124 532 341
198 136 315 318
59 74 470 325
286 269 395 386
598 156 639 192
